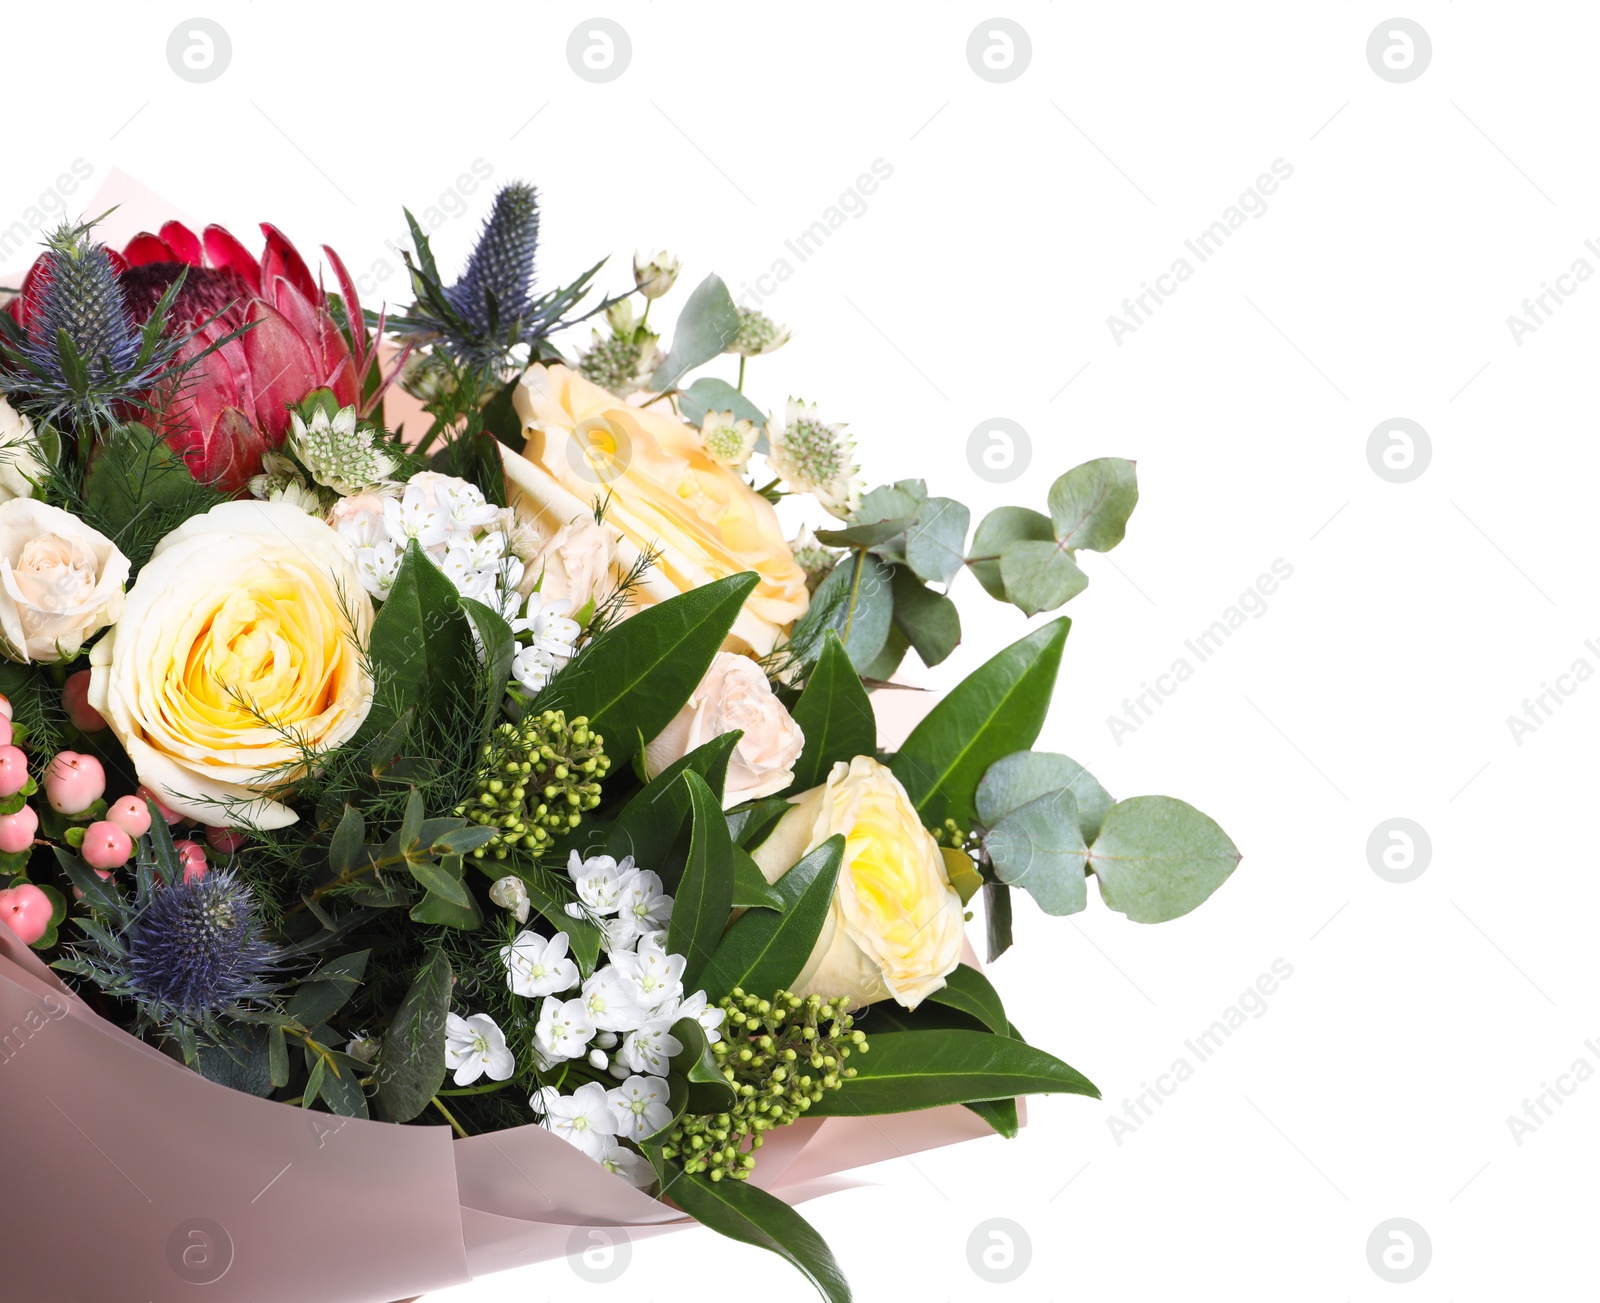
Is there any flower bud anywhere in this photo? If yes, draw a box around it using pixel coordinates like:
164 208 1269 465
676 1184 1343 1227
633 250 680 299
488 875 531 923
44 751 105 815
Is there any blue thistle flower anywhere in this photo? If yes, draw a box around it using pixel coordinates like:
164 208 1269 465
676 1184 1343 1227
446 182 540 338
123 868 281 1022
24 231 143 377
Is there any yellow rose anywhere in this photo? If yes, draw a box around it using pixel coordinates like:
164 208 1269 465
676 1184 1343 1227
751 756 965 1009
87 501 376 829
506 364 808 655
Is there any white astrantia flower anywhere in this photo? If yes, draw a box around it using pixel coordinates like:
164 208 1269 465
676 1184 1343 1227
539 1081 617 1159
599 1145 655 1188
579 966 648 1033
699 410 759 471
728 307 790 358
765 398 861 520
633 249 681 299
444 1012 515 1086
564 852 631 917
604 868 673 951
501 930 579 998
534 995 596 1062
618 1019 682 1075
670 989 726 1045
606 1075 675 1142
288 405 398 496
608 936 686 1017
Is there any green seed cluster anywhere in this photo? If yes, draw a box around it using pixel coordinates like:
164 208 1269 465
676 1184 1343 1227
934 817 983 856
578 332 654 396
660 989 867 1182
457 710 609 859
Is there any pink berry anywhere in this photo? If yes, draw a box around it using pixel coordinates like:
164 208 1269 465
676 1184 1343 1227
0 883 51 945
204 825 246 854
174 839 208 884
106 796 152 839
0 746 29 798
81 821 133 871
136 785 183 826
0 804 38 854
0 716 12 748
0 694 14 721
63 671 106 733
44 751 104 815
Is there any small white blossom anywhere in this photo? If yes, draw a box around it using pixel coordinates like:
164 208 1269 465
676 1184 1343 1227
538 1081 617 1159
606 1075 675 1142
534 995 596 1062
608 936 686 1017
670 989 726 1045
488 876 531 923
699 410 760 470
444 1012 515 1086
604 868 673 951
618 1019 682 1075
564 852 631 917
633 250 681 299
579 966 648 1033
599 1145 655 1188
502 930 579 998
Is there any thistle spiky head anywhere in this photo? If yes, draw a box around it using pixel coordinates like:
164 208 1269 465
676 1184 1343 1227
27 218 141 373
446 182 541 337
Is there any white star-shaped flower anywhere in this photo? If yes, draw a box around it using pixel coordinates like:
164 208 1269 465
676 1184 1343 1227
501 930 579 999
605 1075 675 1142
443 1012 515 1086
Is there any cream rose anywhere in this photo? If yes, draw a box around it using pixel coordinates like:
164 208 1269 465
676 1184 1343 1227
0 397 46 503
87 501 375 829
643 652 805 808
528 512 616 609
0 500 129 663
751 756 964 1009
505 364 809 655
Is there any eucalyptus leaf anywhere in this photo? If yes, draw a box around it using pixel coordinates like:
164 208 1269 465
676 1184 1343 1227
903 496 970 585
858 622 909 681
803 551 893 673
985 788 1089 916
678 376 768 430
1047 456 1138 552
977 751 1113 843
813 518 915 550
288 949 370 1029
889 569 961 667
650 274 741 391
1088 796 1240 923
998 539 1088 615
375 948 452 1122
968 506 1052 603
890 618 1069 830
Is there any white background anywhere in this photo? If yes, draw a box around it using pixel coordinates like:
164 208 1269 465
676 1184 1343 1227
5 2 1597 1299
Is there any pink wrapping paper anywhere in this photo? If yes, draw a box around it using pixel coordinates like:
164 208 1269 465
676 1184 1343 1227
0 925 1014 1302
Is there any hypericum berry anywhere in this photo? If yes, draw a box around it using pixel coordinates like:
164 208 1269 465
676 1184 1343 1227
0 746 29 798
0 883 52 945
81 821 133 871
203 825 246 855
63 670 107 733
173 840 208 884
106 796 152 838
136 785 183 826
0 804 38 853
44 751 104 814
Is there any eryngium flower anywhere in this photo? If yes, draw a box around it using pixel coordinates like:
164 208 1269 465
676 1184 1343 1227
447 182 541 339
124 868 280 1022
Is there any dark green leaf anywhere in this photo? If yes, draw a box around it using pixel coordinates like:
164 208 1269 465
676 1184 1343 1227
727 797 792 850
268 1025 290 1088
807 1029 1098 1115
733 846 785 910
965 1098 1020 1138
889 619 1069 830
288 949 370 1028
889 569 961 668
673 1015 737 1113
542 572 759 765
984 882 1013 963
375 948 452 1122
83 422 212 545
328 805 366 877
363 540 476 735
788 630 876 792
646 1154 853 1303
666 773 736 987
195 1028 274 1098
408 855 474 909
462 597 515 727
858 623 909 681
697 835 844 999
641 1072 690 1145
926 963 1009 1035
611 731 742 865
409 885 484 930
316 1052 371 1119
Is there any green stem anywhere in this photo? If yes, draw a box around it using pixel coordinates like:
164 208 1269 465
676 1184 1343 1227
841 548 867 647
431 1096 470 1139
437 1079 515 1097
736 355 746 391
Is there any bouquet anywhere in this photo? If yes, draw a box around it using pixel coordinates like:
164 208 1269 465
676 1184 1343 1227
0 183 1240 1301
